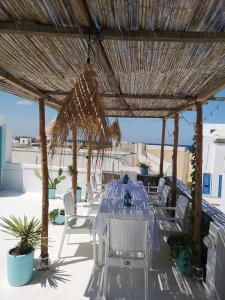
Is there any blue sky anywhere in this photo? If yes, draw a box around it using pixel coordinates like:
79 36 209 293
0 89 225 146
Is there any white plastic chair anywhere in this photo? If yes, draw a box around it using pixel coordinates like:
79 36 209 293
91 173 105 193
86 181 103 206
155 195 189 234
58 191 96 260
103 218 149 300
150 184 170 207
147 177 165 197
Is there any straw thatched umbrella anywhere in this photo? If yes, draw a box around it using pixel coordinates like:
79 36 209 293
49 63 111 204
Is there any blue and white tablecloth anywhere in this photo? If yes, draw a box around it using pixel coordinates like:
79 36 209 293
96 180 160 251
104 179 149 201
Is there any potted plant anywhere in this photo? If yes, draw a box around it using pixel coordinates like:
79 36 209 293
138 163 149 176
49 209 65 225
34 168 66 199
0 215 41 286
167 233 193 277
67 165 82 202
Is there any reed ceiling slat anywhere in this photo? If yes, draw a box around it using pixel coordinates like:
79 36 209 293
0 0 223 118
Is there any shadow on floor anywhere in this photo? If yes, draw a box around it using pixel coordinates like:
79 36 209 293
29 259 72 289
84 240 209 300
0 190 25 198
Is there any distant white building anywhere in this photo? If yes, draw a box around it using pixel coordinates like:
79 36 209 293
13 136 32 147
203 124 225 206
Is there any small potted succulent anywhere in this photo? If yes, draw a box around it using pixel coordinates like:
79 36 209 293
0 215 41 286
122 174 129 184
167 233 193 277
67 165 82 202
138 162 149 176
49 209 65 225
34 168 66 199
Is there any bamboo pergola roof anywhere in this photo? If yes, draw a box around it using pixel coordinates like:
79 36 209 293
0 0 225 118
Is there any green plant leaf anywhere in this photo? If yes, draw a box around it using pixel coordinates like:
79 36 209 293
58 168 63 177
34 169 41 179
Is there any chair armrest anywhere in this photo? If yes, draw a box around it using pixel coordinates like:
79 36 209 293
66 215 90 222
158 206 176 211
97 183 106 188
155 216 182 222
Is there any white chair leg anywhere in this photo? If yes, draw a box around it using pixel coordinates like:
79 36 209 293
58 230 66 259
149 250 153 270
98 239 103 266
103 264 108 299
145 268 148 300
66 234 71 245
93 231 96 262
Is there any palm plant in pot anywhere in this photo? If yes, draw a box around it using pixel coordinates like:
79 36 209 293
34 168 66 199
67 165 82 202
0 215 41 286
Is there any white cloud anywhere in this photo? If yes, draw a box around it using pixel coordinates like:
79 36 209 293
16 99 32 105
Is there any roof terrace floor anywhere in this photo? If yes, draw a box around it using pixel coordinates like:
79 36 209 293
0 191 212 300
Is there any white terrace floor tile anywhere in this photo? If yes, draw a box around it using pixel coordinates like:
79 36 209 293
0 191 212 300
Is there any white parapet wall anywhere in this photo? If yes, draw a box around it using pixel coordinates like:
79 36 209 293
2 162 101 197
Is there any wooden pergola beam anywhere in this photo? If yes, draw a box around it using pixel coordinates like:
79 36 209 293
72 128 78 212
168 77 225 118
106 115 164 118
159 118 166 177
39 98 49 269
194 101 203 279
171 113 179 208
102 94 194 101
43 90 194 101
86 134 92 183
105 107 176 112
0 68 61 108
207 96 225 102
197 77 225 103
1 21 225 43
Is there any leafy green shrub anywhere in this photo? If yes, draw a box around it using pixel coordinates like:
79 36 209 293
48 209 65 224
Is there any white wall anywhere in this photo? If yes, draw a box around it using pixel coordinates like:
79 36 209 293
203 124 225 198
203 123 225 136
2 162 101 197
5 127 12 162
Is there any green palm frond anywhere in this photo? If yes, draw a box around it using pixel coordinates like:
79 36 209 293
0 215 41 255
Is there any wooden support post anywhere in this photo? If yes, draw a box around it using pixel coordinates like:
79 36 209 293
171 113 179 207
194 102 203 279
159 118 166 177
72 128 77 209
86 134 92 183
39 98 49 269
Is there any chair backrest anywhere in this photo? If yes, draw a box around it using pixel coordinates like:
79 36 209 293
62 191 75 216
86 181 93 201
107 218 148 253
157 177 165 193
175 195 189 223
91 174 97 191
102 172 120 185
160 184 170 206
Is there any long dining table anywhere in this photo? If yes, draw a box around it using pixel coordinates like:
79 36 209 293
95 179 160 265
